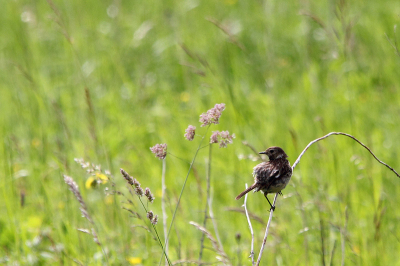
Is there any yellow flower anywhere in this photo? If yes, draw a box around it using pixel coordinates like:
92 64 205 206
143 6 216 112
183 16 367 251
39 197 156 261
126 257 142 265
95 172 108 184
85 176 97 189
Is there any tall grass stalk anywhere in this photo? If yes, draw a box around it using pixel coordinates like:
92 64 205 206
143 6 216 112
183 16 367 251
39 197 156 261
161 158 168 265
198 144 212 262
159 125 210 265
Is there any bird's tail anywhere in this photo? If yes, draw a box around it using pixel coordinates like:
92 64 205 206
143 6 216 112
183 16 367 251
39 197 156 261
235 183 257 200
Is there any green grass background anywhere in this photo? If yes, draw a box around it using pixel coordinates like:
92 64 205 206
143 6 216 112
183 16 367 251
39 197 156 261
1 0 400 265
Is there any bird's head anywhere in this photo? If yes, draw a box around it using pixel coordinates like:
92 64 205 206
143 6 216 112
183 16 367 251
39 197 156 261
259 146 288 160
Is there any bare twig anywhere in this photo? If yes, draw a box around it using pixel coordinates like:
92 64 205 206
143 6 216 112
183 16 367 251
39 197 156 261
252 131 399 264
243 184 255 265
255 193 278 266
162 159 168 265
291 132 400 178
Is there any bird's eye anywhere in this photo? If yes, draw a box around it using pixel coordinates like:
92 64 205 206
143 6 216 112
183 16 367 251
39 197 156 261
270 150 274 153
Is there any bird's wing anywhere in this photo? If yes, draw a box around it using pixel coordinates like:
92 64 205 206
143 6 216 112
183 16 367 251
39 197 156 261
254 162 280 184
269 168 280 178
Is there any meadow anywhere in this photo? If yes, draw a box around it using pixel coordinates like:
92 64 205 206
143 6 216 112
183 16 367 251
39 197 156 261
1 0 400 265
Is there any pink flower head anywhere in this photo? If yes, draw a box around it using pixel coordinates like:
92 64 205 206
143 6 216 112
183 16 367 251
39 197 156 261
147 211 158 225
184 125 196 141
135 186 144 197
151 215 158 225
199 103 226 127
218 131 235 148
210 131 220 144
209 130 235 148
145 187 155 203
150 143 167 160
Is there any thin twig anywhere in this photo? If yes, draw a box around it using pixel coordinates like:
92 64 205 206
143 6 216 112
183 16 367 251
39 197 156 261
243 184 255 265
162 159 168 266
291 132 400 178
253 131 399 264
255 193 278 266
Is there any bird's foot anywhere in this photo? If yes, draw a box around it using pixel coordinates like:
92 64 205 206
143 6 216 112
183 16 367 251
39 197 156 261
269 205 276 212
278 191 283 196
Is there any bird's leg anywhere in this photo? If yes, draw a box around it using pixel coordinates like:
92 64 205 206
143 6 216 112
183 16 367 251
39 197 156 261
264 193 275 211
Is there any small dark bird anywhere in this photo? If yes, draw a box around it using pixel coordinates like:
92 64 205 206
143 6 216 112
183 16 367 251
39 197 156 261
235 146 292 211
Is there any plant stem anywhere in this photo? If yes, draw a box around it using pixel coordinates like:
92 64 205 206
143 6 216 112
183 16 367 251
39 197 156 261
198 144 212 262
243 183 255 265
255 193 278 266
161 159 168 265
292 132 400 178
138 197 172 266
159 125 210 265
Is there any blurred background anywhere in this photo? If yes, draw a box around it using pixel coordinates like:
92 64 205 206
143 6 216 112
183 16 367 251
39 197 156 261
1 0 400 265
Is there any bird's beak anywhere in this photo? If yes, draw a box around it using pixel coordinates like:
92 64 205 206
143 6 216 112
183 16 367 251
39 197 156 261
259 151 267 155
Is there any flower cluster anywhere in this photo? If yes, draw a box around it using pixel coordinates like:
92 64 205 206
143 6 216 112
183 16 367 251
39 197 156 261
150 144 167 160
147 211 158 225
184 125 196 141
199 103 225 127
145 187 155 203
210 131 235 148
120 168 144 196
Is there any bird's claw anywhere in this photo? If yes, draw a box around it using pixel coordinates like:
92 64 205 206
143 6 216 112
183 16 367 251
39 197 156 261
269 206 276 212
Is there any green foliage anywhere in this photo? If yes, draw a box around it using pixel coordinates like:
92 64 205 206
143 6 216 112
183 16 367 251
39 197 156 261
1 0 400 264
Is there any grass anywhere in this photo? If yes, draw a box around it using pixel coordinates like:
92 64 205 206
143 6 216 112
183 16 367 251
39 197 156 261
1 0 400 265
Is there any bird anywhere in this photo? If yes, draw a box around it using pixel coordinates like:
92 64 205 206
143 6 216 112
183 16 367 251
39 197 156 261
235 146 292 211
